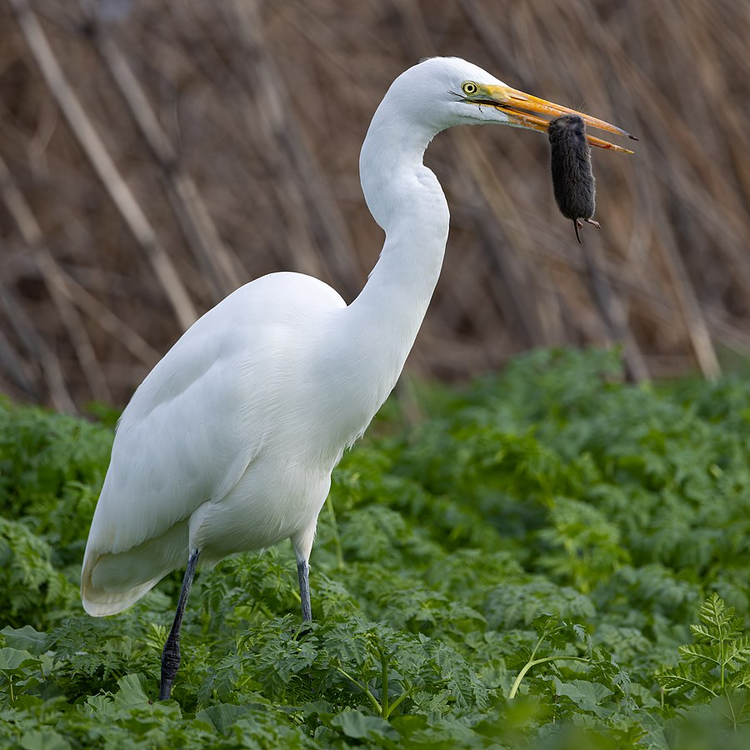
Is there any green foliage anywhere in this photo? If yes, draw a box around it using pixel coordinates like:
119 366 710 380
2 350 750 747
658 595 750 705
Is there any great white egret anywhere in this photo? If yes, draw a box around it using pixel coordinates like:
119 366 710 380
81 57 635 700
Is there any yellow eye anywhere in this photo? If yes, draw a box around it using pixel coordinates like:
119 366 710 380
462 81 478 96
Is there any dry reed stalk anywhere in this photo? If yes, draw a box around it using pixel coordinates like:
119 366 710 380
0 326 36 398
85 8 242 300
7 0 197 330
0 152 111 401
389 0 564 348
580 244 650 383
0 146 159 374
226 0 363 295
0 0 748 408
0 282 76 413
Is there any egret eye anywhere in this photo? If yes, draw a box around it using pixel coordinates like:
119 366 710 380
462 81 478 96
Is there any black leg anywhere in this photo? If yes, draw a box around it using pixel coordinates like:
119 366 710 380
159 548 200 700
297 559 312 621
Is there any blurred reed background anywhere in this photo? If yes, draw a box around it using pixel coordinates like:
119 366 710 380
0 0 748 412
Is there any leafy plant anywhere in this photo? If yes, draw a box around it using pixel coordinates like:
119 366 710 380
2 351 750 747
508 614 592 699
658 594 750 702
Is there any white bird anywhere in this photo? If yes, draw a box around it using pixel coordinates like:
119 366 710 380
81 57 634 700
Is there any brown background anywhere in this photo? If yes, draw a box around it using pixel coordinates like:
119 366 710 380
1 0 748 411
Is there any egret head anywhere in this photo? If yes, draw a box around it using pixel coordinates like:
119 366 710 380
389 57 636 153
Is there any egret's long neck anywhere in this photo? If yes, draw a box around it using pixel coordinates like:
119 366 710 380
339 103 449 396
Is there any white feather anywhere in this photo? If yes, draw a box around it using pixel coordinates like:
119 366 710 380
80 57 529 616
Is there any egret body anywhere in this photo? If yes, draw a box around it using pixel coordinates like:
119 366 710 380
81 57 634 700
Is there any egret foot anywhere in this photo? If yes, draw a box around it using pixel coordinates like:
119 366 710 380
159 548 200 700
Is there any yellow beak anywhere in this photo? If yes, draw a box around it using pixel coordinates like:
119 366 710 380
470 83 638 153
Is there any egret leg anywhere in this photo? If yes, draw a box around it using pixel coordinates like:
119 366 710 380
159 547 200 701
297 559 312 621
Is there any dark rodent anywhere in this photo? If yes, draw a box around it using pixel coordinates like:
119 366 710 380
548 114 601 243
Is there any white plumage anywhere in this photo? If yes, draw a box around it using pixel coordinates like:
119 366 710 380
82 273 347 614
80 57 632 698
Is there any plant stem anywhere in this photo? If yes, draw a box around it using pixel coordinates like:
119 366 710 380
326 497 345 571
334 665 382 715
528 634 544 664
509 656 590 699
665 675 718 697
384 685 413 719
719 617 726 689
722 688 739 731
377 643 389 717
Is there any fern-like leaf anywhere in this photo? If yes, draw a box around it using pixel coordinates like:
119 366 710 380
658 662 718 697
723 638 750 669
660 594 750 702
696 593 741 641
678 643 721 665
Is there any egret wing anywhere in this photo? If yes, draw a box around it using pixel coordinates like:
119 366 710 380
81 273 345 614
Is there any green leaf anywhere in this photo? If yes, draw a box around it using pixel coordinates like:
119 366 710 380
710 689 750 731
552 678 614 718
1 626 47 655
195 704 253 734
113 674 152 707
4 352 750 745
331 710 399 742
0 647 38 672
660 594 750 703
19 731 71 750
658 661 717 697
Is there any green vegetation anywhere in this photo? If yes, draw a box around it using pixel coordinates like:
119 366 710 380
1 348 750 748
